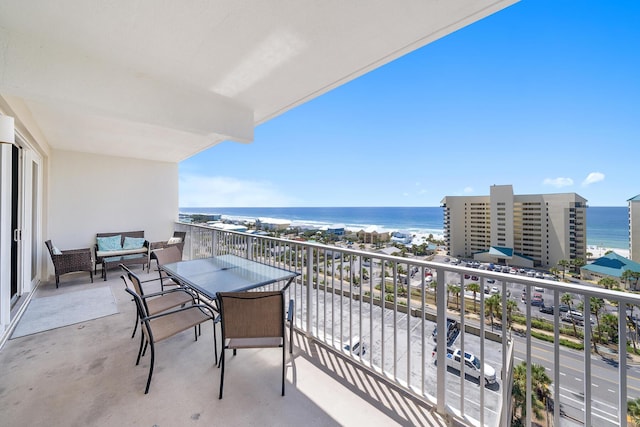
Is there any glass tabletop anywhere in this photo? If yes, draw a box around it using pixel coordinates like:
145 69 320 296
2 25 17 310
161 254 298 299
103 253 147 263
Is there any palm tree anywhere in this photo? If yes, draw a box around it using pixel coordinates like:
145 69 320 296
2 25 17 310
485 294 501 331
531 363 552 423
506 299 519 336
589 297 605 354
622 270 640 291
557 259 570 280
598 277 618 290
571 257 585 274
601 313 619 345
466 282 481 313
629 397 640 426
448 284 461 309
561 293 578 336
512 362 551 424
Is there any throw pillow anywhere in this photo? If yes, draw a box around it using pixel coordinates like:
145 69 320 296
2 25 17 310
97 235 122 251
167 237 183 244
123 236 146 250
52 246 62 255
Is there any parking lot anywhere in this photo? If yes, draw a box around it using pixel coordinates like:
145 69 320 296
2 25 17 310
307 291 504 425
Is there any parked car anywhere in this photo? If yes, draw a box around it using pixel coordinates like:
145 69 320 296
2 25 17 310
486 278 496 284
562 310 593 325
539 305 554 314
432 318 460 345
343 336 366 356
444 348 497 385
490 286 500 295
558 304 570 312
471 275 479 281
531 293 544 306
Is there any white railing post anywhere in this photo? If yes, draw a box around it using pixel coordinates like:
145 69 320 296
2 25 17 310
620 303 628 426
247 235 254 261
306 245 313 336
436 264 446 415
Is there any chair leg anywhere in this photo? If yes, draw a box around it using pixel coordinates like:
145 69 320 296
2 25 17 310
144 341 155 394
131 313 139 339
218 349 225 399
136 334 146 365
288 300 294 354
282 344 286 396
55 275 60 289
213 322 218 366
89 271 94 283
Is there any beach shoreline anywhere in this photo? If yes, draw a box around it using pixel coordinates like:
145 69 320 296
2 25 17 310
587 245 629 260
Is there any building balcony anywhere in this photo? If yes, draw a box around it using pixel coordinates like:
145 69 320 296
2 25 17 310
2 223 638 427
0 270 446 427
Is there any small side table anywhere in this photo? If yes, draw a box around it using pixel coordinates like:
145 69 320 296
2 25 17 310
102 253 148 281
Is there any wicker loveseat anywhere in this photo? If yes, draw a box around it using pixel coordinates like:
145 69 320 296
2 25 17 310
94 231 149 274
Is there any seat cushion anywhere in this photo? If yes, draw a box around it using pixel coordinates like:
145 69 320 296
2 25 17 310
96 247 147 258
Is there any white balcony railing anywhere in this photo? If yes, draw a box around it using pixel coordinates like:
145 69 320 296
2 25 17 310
176 222 640 427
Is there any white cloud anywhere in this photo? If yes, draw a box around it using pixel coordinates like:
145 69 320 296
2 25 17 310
543 177 574 188
582 172 605 186
179 174 296 207
463 186 473 193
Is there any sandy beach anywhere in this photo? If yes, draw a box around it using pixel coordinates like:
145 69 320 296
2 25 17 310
587 245 629 259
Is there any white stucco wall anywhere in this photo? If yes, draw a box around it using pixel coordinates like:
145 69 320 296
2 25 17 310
48 149 178 255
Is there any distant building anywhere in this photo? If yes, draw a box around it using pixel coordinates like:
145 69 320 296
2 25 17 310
441 184 587 268
629 195 640 263
326 224 346 236
357 226 390 244
390 230 413 245
256 218 290 231
208 223 248 233
581 252 640 288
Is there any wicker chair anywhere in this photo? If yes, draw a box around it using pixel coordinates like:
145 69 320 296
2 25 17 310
45 240 93 288
149 231 186 256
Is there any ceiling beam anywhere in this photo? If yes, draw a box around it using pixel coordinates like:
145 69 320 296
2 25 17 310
0 28 254 143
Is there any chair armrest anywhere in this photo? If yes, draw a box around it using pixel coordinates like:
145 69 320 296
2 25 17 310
287 299 294 322
144 303 215 321
141 287 197 300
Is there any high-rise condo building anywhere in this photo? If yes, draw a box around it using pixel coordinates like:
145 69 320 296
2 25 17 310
441 185 587 268
629 195 640 263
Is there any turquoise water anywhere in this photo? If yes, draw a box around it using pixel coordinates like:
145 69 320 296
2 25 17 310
180 206 629 250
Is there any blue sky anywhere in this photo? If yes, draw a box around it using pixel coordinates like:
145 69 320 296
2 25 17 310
180 1 639 208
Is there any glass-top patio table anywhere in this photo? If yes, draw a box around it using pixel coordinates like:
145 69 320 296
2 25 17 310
160 254 299 300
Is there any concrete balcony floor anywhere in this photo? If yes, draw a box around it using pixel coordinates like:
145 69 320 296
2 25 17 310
0 268 449 427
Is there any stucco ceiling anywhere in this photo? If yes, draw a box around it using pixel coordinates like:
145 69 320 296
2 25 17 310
0 0 517 162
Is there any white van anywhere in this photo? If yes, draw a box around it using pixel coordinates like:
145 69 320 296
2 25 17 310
562 310 595 325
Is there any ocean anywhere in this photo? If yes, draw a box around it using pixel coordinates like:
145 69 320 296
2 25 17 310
179 206 629 250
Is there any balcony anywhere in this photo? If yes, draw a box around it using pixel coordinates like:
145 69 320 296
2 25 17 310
0 269 447 426
2 223 639 426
